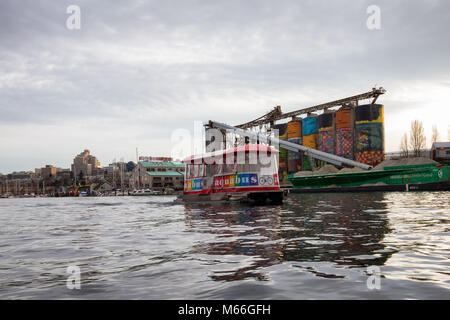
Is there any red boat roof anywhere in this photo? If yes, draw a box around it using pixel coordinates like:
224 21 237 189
182 144 279 163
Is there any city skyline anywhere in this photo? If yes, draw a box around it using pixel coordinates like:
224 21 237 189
0 148 138 175
0 147 181 175
1 0 450 173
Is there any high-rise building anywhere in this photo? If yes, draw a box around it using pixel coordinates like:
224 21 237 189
71 149 103 178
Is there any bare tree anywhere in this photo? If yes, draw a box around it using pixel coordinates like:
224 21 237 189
431 125 439 144
409 120 426 157
400 133 409 158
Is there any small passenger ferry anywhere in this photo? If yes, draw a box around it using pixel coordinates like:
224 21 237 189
181 144 284 203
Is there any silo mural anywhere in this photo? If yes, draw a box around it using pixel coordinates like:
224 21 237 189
318 111 335 154
287 120 302 174
302 116 319 170
355 104 385 166
335 108 354 160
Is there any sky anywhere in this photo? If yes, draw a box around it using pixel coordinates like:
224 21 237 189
1 0 449 173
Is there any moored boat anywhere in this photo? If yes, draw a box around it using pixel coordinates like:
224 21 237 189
289 163 450 193
130 189 160 196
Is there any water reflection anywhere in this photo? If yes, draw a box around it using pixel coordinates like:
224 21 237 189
184 192 395 281
0 194 447 299
184 203 283 281
282 193 394 267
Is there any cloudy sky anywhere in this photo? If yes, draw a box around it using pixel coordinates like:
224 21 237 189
1 0 449 173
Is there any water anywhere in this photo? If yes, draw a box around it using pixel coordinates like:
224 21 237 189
0 192 449 299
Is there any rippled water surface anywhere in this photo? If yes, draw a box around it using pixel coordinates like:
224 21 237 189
0 192 449 299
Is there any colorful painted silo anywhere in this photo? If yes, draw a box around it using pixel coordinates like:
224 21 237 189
318 111 335 154
354 104 385 166
335 108 354 160
287 120 302 173
302 115 319 170
273 123 289 181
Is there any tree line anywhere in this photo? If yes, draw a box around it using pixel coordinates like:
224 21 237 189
400 120 447 157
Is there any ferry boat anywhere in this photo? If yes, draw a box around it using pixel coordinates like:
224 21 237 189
180 144 284 203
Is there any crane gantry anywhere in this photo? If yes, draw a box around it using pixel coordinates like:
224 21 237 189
236 87 386 129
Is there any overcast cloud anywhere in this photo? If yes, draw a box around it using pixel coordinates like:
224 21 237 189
1 0 449 172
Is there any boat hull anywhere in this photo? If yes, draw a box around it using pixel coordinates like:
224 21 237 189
289 180 450 193
180 190 284 204
288 164 450 193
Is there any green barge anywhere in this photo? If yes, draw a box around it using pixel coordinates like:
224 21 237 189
288 163 450 193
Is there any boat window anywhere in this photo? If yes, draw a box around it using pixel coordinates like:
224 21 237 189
260 155 277 175
206 164 214 176
215 164 223 175
199 164 205 177
243 153 250 173
223 163 236 174
248 164 259 173
233 152 277 174
193 164 199 177
237 153 250 173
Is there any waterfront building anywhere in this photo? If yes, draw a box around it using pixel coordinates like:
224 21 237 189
40 165 57 178
0 172 37 195
33 165 71 183
138 156 173 162
7 171 34 180
105 161 131 175
97 182 114 193
431 142 450 164
104 164 118 175
0 174 5 195
134 160 185 190
103 161 131 190
56 168 71 178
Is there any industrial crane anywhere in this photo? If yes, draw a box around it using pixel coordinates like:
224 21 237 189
205 87 386 170
236 87 386 129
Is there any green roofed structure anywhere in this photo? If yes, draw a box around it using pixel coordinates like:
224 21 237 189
146 171 183 177
134 160 185 190
140 161 185 169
